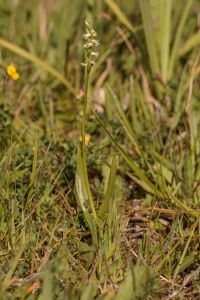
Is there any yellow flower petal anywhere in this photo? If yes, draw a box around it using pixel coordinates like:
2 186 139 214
11 72 19 80
84 134 91 145
79 133 91 145
6 63 20 80
7 63 16 75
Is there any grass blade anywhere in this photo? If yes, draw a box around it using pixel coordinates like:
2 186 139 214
107 84 141 155
159 0 172 81
98 155 117 219
178 31 200 57
168 0 194 79
139 0 159 75
173 218 199 278
104 0 138 34
1 245 25 291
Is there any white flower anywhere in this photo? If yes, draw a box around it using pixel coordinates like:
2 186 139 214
84 42 93 49
82 19 99 67
91 51 99 57
83 33 91 40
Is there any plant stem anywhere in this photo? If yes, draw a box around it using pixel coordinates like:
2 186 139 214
81 62 97 221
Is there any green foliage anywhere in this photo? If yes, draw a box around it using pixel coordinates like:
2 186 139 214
0 0 200 299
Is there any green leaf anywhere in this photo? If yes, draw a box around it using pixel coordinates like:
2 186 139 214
104 0 138 34
139 0 160 75
98 155 117 220
168 0 194 79
179 31 200 57
159 0 172 81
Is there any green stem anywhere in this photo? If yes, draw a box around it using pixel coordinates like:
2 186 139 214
81 62 97 221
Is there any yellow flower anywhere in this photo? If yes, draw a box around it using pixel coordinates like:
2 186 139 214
79 133 91 145
6 63 20 80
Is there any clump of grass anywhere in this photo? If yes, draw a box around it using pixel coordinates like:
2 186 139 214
0 1 200 299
